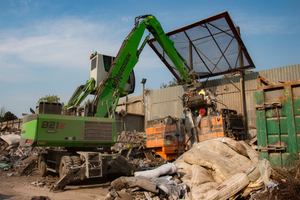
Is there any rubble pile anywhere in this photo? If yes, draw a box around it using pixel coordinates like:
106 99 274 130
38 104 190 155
112 131 166 169
250 164 300 200
112 131 149 160
105 137 300 200
1 127 300 199
0 131 40 176
0 124 21 133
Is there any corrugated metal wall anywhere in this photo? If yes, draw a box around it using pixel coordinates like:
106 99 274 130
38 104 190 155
146 86 185 121
145 64 300 130
116 95 144 115
2 65 299 136
115 94 145 132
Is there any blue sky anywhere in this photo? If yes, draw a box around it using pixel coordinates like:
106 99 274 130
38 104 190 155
1 0 299 118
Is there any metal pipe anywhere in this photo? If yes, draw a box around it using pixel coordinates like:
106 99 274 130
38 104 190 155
237 26 247 139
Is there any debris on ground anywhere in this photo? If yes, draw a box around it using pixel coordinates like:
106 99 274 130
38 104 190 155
1 129 166 194
0 131 42 178
112 130 166 169
30 180 53 189
2 129 300 199
0 125 21 133
250 163 300 200
0 133 21 148
30 196 51 200
105 137 300 200
134 163 178 179
112 131 148 155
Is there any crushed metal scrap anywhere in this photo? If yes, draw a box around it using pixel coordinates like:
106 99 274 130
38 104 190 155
112 131 166 168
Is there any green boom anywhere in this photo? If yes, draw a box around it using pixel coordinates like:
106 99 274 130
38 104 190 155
20 15 192 148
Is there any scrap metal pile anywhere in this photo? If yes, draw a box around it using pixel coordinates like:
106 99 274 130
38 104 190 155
105 137 300 200
0 131 40 177
0 129 166 191
1 126 300 199
0 124 20 133
182 88 245 144
112 130 166 168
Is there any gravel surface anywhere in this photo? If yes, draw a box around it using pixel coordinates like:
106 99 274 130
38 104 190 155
0 170 111 200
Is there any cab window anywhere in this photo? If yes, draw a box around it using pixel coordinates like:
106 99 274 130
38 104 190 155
103 55 112 72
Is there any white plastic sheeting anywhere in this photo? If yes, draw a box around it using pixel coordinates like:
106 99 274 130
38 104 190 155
0 134 20 147
134 163 178 179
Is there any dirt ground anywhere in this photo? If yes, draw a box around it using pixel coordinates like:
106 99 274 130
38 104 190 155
0 170 112 200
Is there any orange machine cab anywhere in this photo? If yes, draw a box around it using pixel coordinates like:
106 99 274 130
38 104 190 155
146 117 185 161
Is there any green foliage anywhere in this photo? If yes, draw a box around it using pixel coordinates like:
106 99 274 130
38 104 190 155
83 98 92 105
3 111 18 121
160 77 179 89
38 95 61 104
0 107 18 122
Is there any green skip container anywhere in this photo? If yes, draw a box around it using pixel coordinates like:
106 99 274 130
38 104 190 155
255 77 300 168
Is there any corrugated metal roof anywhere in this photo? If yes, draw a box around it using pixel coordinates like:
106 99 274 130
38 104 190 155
259 64 300 83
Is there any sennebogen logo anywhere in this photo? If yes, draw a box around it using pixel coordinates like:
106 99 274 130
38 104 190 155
112 53 131 88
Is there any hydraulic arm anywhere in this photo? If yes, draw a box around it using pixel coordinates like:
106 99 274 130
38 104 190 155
65 78 96 108
94 15 192 118
20 14 195 149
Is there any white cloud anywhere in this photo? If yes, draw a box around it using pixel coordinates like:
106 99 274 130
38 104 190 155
0 14 164 99
0 17 124 74
233 13 298 35
20 0 29 7
122 16 133 22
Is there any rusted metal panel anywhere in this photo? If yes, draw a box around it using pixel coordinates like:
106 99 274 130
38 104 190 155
255 79 300 168
200 64 300 129
148 11 255 82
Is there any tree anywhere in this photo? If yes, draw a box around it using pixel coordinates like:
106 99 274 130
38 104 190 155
0 107 18 122
3 111 18 121
160 77 179 89
38 95 61 104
